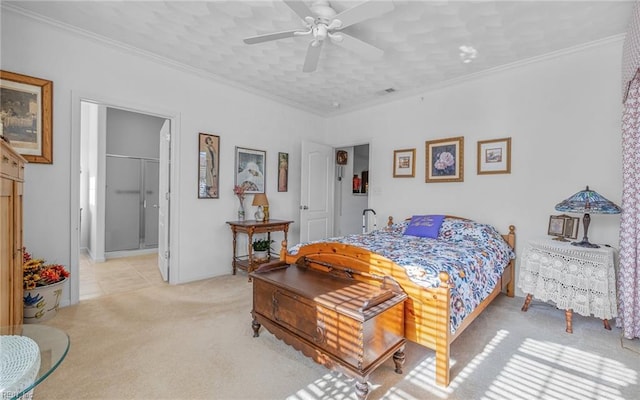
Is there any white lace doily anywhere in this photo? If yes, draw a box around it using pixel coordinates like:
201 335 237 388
518 239 618 319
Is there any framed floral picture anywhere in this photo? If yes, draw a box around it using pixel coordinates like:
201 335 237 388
0 70 53 163
235 147 266 194
393 148 416 177
477 137 511 175
425 136 464 183
198 133 219 199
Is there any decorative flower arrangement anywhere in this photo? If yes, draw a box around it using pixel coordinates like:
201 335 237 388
22 247 70 290
233 184 246 220
233 184 246 203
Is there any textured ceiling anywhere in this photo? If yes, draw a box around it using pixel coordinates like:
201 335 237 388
5 1 635 115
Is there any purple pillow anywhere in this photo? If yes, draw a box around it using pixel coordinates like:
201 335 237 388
403 215 445 238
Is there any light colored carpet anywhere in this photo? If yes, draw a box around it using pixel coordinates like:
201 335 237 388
37 274 639 400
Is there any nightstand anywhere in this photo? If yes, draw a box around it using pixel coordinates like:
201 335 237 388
518 239 617 333
226 219 293 281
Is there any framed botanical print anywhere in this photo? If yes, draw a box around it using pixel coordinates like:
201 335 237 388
278 152 288 192
393 148 415 177
0 70 53 163
477 137 511 175
235 147 266 194
425 136 464 183
198 133 219 198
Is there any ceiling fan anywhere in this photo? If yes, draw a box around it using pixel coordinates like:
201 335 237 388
243 0 394 72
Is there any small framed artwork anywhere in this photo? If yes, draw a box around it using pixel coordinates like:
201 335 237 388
548 214 579 241
336 150 347 165
425 136 464 183
278 152 288 192
393 148 416 177
548 215 567 239
0 70 53 163
563 215 580 239
235 146 266 193
198 133 219 199
477 137 511 175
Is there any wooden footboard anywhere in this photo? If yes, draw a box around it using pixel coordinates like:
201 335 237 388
279 224 516 387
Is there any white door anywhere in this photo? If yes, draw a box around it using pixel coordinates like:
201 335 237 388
300 141 334 242
157 119 170 281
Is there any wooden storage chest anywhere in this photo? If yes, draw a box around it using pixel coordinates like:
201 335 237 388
251 263 407 400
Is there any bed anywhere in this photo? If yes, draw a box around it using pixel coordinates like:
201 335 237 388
277 215 516 387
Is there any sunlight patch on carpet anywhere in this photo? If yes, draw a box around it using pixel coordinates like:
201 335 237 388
393 329 510 398
483 338 638 400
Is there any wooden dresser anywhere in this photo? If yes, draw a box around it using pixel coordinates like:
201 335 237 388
251 262 407 400
0 139 26 327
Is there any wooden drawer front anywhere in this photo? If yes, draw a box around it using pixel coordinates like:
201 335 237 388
0 147 24 180
274 288 324 344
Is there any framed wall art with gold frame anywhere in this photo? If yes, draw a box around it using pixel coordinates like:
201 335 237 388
393 148 416 177
477 137 511 175
425 136 464 183
0 70 53 164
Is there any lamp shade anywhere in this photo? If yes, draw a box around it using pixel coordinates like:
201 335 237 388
554 186 621 214
252 193 269 207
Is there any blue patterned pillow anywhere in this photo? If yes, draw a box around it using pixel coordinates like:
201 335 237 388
403 215 445 238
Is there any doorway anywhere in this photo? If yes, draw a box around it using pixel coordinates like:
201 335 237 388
76 100 173 301
300 141 370 242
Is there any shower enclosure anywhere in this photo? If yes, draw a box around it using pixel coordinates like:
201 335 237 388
105 155 159 252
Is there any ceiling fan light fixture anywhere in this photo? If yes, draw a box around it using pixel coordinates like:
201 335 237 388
328 32 343 42
328 19 343 30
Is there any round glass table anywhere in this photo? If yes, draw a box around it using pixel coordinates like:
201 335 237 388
1 325 69 400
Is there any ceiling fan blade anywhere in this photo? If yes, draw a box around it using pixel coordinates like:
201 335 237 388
243 29 302 44
334 33 383 59
283 0 315 21
332 1 395 29
303 41 323 73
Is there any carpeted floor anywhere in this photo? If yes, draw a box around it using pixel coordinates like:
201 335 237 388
37 274 639 400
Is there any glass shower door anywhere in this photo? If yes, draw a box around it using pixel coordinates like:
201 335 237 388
105 156 141 252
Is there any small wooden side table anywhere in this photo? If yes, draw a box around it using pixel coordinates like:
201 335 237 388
518 239 617 333
226 219 293 280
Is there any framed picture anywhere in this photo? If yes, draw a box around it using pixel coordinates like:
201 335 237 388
477 137 511 175
563 216 580 239
548 214 579 240
425 136 464 183
278 152 288 192
393 148 416 177
336 150 347 165
0 70 53 163
235 147 266 194
198 133 220 199
548 215 566 237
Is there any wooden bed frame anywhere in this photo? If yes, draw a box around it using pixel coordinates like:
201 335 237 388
278 217 516 387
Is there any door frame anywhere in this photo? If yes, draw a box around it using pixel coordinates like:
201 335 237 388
70 91 181 305
300 139 372 242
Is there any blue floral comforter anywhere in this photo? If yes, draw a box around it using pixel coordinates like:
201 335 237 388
290 218 515 333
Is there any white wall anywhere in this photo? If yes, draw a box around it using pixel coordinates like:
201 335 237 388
326 40 625 295
2 8 626 304
1 9 324 306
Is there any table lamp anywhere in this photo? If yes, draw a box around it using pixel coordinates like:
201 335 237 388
252 193 269 222
554 186 621 248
